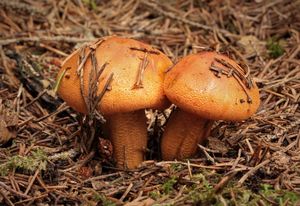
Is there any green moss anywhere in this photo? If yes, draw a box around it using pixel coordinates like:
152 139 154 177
186 183 300 206
0 148 48 176
267 38 285 58
82 0 97 10
162 176 177 194
170 163 183 172
98 195 116 206
188 189 216 205
192 173 213 189
279 191 300 205
260 184 300 205
149 190 161 200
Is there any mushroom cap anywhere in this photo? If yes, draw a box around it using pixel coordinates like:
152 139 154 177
164 52 260 121
56 36 172 115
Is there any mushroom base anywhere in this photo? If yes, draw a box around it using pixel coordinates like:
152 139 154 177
161 109 213 160
107 110 147 169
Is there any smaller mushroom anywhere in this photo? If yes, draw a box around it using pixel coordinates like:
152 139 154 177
161 51 260 160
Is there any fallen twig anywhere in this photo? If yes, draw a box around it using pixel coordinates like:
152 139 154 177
0 36 97 46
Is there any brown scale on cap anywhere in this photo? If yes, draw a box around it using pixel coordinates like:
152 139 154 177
56 36 172 169
161 51 260 160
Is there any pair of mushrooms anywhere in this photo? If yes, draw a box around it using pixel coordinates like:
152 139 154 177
56 36 260 169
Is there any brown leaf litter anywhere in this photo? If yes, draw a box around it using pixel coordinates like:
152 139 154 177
0 0 299 205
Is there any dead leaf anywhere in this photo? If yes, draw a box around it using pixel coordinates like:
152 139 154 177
0 120 13 145
271 151 291 170
207 137 228 154
237 35 266 57
124 198 155 206
78 166 93 179
0 101 18 145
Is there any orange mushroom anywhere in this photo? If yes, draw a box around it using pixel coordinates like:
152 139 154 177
161 51 260 160
56 36 172 169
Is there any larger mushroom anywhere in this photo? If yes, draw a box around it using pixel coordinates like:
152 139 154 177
56 36 172 169
161 51 260 160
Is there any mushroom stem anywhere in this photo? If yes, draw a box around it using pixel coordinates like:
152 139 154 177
161 109 213 160
107 110 147 169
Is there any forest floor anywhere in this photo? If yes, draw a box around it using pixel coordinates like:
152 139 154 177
0 0 299 205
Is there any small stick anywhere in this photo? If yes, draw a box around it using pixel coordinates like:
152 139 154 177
164 65 174 73
33 102 69 122
0 189 14 206
14 193 49 205
0 182 31 199
232 72 253 103
53 67 70 94
157 161 229 170
259 146 270 164
89 53 109 113
218 195 228 206
48 149 78 161
259 192 279 205
83 172 121 182
24 90 47 108
0 36 97 46
36 175 49 192
215 58 253 89
137 175 154 198
237 63 251 78
89 38 105 50
133 52 149 89
215 58 246 76
9 174 20 192
61 151 95 172
93 73 114 112
214 171 238 193
87 50 98 113
245 138 254 154
119 183 133 202
130 47 160 55
198 144 215 163
39 43 68 57
187 160 193 179
238 159 270 186
209 64 229 78
230 149 242 170
174 185 186 200
248 141 262 167
96 62 108 82
78 49 92 110
24 169 39 195
227 69 233 77
78 45 87 69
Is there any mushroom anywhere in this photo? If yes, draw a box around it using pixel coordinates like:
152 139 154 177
161 51 260 160
56 36 172 169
